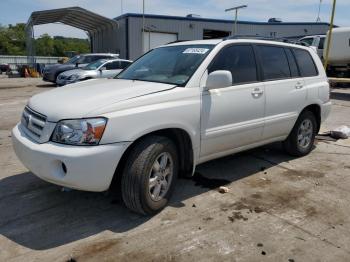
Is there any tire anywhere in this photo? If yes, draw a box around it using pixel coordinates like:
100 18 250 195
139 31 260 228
283 110 317 157
121 136 178 215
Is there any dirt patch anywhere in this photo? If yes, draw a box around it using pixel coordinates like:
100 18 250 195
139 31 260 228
228 211 248 222
220 185 316 219
72 239 121 261
244 177 272 188
281 169 325 180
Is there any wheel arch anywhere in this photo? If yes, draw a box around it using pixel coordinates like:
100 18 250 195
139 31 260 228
109 128 195 192
301 104 321 133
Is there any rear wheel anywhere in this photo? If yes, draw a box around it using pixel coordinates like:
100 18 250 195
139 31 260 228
283 111 317 157
121 136 178 215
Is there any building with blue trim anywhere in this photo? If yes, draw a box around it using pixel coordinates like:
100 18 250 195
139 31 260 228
111 13 331 60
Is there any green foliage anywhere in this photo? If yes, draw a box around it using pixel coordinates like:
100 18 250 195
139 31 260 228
0 23 26 55
0 23 90 56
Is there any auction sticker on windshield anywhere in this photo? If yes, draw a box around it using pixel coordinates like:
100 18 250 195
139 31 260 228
183 48 210 54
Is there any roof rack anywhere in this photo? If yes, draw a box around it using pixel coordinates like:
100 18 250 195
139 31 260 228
224 35 309 46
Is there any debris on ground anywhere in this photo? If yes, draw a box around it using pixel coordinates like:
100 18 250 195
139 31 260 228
228 211 248 222
257 243 263 247
218 186 230 194
330 125 350 139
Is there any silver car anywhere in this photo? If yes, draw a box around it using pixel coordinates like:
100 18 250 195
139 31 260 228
56 58 132 86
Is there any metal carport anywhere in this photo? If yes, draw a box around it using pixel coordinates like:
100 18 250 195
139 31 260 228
26 7 119 64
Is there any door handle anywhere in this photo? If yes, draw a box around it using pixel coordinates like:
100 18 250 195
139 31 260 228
295 82 304 89
251 88 264 97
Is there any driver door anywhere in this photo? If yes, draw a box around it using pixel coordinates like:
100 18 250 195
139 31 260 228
200 45 265 159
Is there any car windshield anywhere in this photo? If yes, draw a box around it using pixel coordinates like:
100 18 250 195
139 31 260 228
65 55 80 64
83 59 107 70
116 44 214 86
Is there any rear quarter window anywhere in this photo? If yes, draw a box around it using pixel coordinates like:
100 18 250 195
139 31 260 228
258 45 291 81
293 49 318 77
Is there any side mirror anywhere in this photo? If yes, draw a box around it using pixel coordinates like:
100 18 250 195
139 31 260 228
99 67 107 72
75 62 79 67
205 70 232 90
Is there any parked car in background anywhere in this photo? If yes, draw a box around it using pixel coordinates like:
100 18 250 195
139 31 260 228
56 58 132 86
12 38 331 215
42 53 119 83
0 63 10 74
299 35 326 59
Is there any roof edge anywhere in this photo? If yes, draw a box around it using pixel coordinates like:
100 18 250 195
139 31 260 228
114 13 334 27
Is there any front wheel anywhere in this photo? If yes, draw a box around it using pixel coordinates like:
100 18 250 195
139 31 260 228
283 111 317 157
121 136 178 215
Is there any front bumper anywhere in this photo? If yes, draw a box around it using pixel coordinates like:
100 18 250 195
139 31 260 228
12 124 130 192
43 72 56 83
56 78 78 86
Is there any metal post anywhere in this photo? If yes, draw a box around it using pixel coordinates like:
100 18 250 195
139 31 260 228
324 0 337 69
316 0 322 22
142 0 145 53
234 9 238 35
225 5 247 36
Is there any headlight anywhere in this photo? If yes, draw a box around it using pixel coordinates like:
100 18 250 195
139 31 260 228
68 74 79 81
51 118 107 145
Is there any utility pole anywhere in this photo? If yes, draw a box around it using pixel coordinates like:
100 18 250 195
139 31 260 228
142 0 145 53
225 5 247 36
316 0 322 22
324 0 337 69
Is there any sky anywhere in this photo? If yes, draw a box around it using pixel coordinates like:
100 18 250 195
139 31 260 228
1 0 349 39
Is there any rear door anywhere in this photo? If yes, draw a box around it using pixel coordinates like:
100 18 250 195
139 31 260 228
200 44 265 159
256 45 307 140
101 61 123 78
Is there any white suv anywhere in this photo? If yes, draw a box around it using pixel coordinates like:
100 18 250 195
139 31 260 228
12 39 331 215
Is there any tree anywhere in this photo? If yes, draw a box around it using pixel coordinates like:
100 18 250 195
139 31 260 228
0 23 90 56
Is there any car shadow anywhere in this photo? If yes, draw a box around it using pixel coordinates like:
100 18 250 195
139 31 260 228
36 83 56 88
0 142 296 250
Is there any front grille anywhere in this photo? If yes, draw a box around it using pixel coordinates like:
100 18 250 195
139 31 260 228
21 106 47 139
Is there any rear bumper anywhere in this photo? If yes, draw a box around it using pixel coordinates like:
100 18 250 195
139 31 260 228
12 124 130 192
321 101 332 122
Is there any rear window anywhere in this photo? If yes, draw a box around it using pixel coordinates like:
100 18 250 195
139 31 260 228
293 49 318 77
258 45 291 81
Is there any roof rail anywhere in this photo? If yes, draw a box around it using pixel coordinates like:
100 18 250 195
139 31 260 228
166 40 191 45
224 35 309 46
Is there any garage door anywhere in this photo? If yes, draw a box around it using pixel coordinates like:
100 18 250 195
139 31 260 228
143 32 177 52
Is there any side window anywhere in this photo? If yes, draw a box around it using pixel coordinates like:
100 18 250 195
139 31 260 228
318 38 325 49
120 61 131 69
293 49 318 77
106 61 120 70
258 45 291 80
285 48 300 77
209 45 257 85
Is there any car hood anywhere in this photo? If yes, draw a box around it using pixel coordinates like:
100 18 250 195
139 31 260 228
45 63 76 72
28 79 176 122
